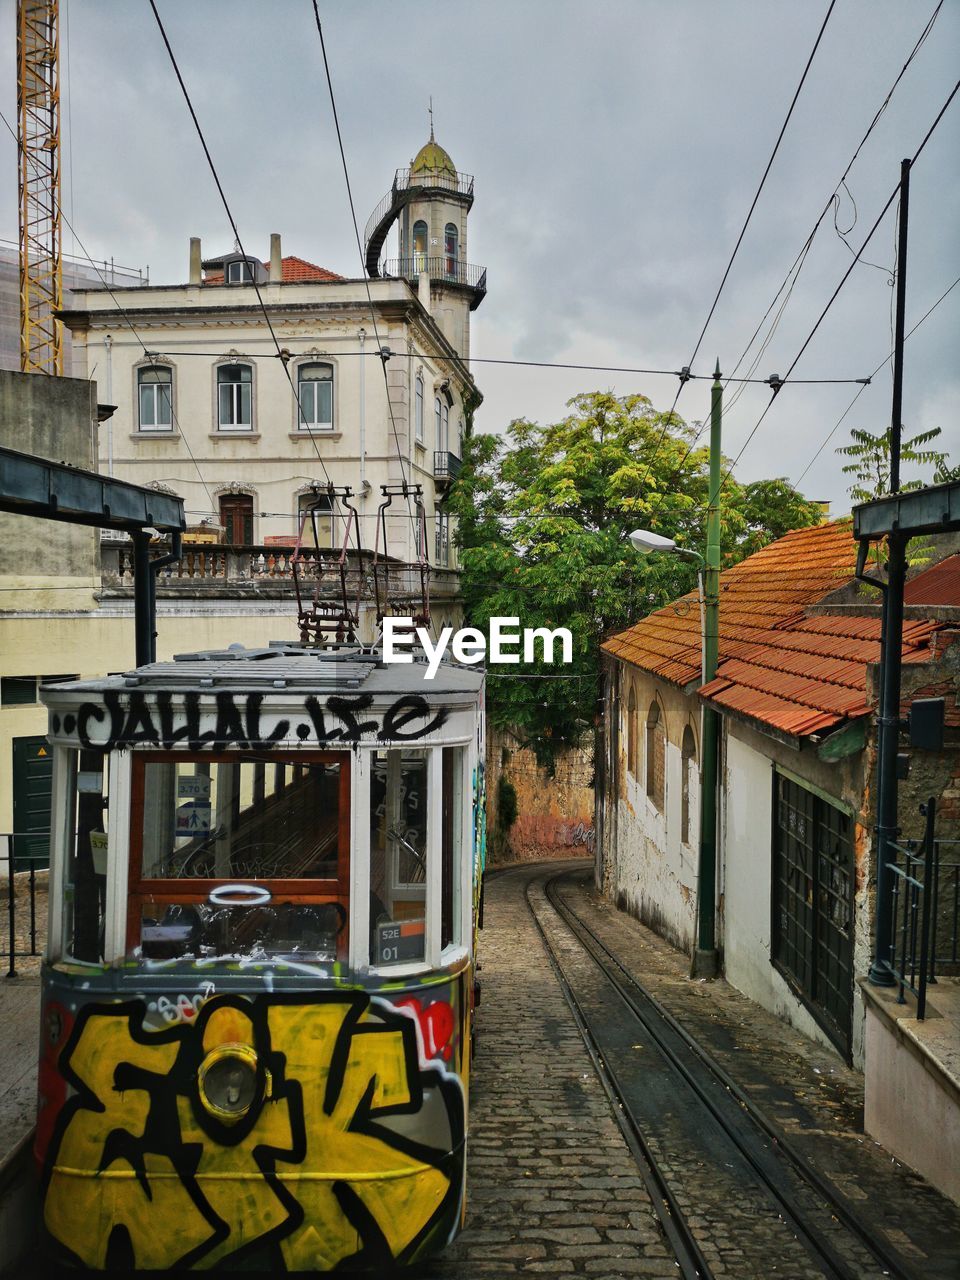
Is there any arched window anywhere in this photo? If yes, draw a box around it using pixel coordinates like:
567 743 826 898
412 220 428 272
217 363 253 430
298 362 334 431
646 702 665 812
435 396 443 450
626 684 638 777
444 222 458 276
219 493 254 544
138 364 173 431
681 724 697 845
415 374 424 443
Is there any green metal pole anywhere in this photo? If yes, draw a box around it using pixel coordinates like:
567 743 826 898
692 361 722 979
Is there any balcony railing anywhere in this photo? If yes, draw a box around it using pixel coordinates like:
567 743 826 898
383 257 487 294
364 168 475 245
434 451 462 484
99 540 461 597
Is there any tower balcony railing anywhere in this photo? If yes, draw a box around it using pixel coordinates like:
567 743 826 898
383 257 487 295
364 168 475 245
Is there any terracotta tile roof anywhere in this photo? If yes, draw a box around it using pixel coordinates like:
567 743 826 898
201 256 343 285
603 519 943 740
904 553 960 606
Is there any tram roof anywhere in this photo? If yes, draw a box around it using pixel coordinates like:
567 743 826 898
43 643 485 697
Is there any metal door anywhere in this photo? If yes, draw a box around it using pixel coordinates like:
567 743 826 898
12 735 52 870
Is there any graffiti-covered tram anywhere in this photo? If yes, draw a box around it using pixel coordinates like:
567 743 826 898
36 643 485 1271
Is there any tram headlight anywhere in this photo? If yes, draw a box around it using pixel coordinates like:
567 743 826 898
197 1043 260 1122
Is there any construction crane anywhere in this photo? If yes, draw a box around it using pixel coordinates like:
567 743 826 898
17 0 62 376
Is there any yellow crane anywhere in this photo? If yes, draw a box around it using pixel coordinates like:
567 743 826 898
17 0 62 376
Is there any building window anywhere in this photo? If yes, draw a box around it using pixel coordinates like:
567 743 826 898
436 400 449 452
435 511 450 567
412 220 428 272
435 396 443 450
646 702 665 812
217 363 253 430
444 222 458 276
415 374 424 443
1 676 39 706
773 773 855 1057
298 490 334 549
219 493 254 544
138 365 173 431
298 362 334 431
680 725 697 845
226 258 255 284
626 685 638 777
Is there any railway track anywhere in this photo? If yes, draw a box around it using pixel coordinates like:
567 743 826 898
527 867 922 1280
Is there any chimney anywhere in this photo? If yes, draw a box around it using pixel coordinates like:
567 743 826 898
189 237 202 285
270 233 283 281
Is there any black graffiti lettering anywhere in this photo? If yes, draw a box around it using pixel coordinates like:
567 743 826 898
327 695 378 743
119 691 162 746
212 692 250 750
380 695 448 741
244 692 290 747
155 690 198 749
304 696 340 743
76 702 106 750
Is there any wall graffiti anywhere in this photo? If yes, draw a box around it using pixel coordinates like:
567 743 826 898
40 988 465 1271
48 689 449 752
571 821 596 853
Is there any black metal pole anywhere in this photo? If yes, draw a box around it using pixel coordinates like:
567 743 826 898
917 797 936 1020
869 158 911 986
889 159 910 493
133 532 152 666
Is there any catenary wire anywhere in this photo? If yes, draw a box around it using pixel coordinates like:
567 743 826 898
792 271 960 487
645 0 946 515
0 106 217 514
147 0 335 490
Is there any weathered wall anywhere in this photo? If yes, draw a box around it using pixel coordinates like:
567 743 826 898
597 656 701 954
0 369 99 609
486 725 594 865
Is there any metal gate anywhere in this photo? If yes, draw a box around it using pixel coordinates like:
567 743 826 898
11 735 52 870
772 772 855 1058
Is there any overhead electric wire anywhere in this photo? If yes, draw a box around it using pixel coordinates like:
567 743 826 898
147 0 334 491
310 2 418 539
644 0 945 516
792 271 960 487
0 105 216 514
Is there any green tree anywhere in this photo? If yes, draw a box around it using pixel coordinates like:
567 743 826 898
836 426 951 502
450 391 823 766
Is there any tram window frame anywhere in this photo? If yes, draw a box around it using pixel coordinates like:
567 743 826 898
49 746 111 966
126 750 351 961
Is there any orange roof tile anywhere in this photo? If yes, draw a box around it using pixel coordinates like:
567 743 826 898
201 255 343 285
603 519 944 740
904 554 960 606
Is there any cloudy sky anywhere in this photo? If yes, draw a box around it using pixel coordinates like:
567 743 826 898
1 0 957 512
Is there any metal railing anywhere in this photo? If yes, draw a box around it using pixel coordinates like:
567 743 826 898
381 257 487 293
434 451 462 482
887 797 960 1019
364 167 475 245
1 835 47 977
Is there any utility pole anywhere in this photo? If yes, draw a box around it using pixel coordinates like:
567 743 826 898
692 361 722 979
869 158 911 986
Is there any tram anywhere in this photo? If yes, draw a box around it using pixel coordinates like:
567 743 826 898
34 641 485 1271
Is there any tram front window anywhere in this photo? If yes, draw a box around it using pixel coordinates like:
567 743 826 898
370 749 427 967
130 753 347 962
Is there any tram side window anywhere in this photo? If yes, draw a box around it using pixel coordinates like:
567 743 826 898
370 749 427 967
441 747 464 951
60 750 110 964
130 754 346 962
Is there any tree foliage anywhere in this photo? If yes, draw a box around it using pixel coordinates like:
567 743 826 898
836 426 954 502
450 392 824 766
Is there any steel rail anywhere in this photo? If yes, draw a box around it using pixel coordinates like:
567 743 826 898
543 869 916 1280
523 873 714 1280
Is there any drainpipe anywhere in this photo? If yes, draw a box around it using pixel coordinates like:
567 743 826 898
103 334 113 476
692 362 722 980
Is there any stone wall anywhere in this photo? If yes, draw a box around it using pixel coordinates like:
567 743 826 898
486 725 594 864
